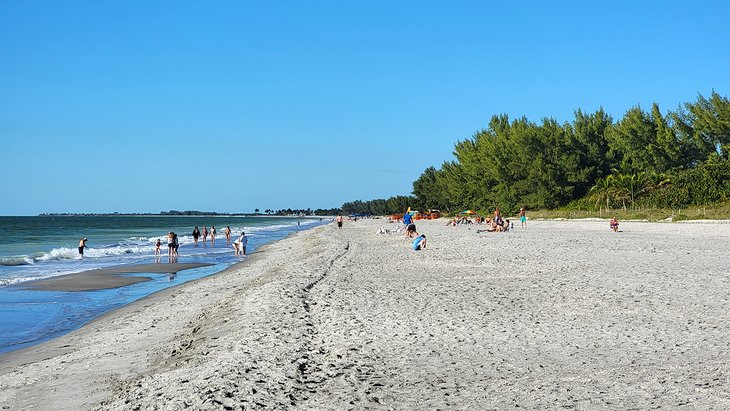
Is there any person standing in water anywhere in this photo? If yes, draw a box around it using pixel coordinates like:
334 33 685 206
202 226 208 244
225 226 231 244
155 239 162 256
78 238 88 257
167 232 174 257
239 232 248 255
233 232 248 256
173 232 180 256
211 226 217 246
192 226 200 245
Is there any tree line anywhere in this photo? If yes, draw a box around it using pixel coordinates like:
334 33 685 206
339 91 730 216
410 91 729 213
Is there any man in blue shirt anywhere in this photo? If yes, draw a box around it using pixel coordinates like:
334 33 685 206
403 212 412 226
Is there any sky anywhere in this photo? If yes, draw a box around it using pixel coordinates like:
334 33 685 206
1 1 728 215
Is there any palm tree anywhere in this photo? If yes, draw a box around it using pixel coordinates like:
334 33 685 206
643 172 671 193
590 177 615 212
611 172 650 209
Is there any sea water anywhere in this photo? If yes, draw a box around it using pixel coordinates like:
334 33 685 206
0 215 329 354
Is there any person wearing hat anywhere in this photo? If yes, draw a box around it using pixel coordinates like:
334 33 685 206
78 238 88 257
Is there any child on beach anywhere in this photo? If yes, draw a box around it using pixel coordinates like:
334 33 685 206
155 239 161 256
519 207 527 228
412 234 427 250
405 223 418 238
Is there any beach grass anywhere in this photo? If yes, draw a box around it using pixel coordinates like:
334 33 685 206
443 199 730 221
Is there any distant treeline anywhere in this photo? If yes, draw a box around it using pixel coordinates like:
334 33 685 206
341 91 730 215
341 196 415 216
41 208 344 217
160 210 241 216
161 208 343 216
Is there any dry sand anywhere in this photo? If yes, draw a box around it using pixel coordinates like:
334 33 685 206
1 219 729 409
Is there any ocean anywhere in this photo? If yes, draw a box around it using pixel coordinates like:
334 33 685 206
0 215 328 355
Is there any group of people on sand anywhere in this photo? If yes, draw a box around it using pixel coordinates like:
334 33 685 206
442 207 531 233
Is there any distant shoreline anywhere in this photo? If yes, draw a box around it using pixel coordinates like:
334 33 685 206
35 213 321 217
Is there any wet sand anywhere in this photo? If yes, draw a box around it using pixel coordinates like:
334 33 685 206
24 263 213 291
1 219 729 409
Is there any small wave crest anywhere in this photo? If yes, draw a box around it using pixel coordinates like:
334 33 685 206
0 256 35 267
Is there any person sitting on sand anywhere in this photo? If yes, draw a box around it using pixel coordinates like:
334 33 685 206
610 217 619 232
78 238 88 257
412 234 427 250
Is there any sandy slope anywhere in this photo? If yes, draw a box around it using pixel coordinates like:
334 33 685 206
1 219 729 410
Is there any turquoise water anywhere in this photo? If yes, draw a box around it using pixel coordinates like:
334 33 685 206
0 216 329 354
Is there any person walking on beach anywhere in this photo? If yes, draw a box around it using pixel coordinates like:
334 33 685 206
211 226 217 246
519 207 527 228
192 226 200 245
203 226 208 244
225 226 231 244
78 238 88 257
403 211 413 227
336 215 343 229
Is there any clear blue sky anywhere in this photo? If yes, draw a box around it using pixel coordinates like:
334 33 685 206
1 1 728 215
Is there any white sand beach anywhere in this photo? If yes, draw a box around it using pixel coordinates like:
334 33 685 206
1 218 729 409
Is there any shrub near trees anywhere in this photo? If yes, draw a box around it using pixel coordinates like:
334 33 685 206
409 91 730 214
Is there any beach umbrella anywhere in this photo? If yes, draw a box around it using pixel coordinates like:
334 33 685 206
460 210 476 215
